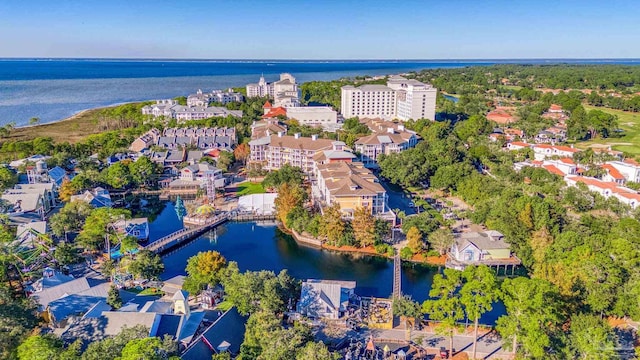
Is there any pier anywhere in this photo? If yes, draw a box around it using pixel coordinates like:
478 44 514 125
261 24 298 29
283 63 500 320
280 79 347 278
144 211 277 254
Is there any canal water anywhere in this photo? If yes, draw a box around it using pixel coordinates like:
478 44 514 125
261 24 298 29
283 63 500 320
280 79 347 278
148 202 506 325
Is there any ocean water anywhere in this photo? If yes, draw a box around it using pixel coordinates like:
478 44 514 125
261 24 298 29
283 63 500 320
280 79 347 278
0 59 638 126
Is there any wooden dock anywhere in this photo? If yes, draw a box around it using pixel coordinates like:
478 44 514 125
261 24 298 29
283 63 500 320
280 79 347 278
144 214 229 254
144 212 277 254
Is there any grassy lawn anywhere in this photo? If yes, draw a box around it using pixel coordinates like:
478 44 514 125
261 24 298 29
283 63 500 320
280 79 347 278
236 182 266 196
574 105 640 156
126 287 164 296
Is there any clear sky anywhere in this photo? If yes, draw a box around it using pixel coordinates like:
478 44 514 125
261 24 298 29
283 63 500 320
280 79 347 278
1 0 639 59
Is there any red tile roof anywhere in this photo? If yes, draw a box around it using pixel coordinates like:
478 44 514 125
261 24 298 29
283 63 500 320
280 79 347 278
602 164 625 180
263 101 272 109
549 104 563 111
558 158 575 165
543 164 565 176
624 158 640 166
509 141 530 148
263 106 287 119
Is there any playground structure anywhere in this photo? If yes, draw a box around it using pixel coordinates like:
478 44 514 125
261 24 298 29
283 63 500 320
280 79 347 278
10 228 57 282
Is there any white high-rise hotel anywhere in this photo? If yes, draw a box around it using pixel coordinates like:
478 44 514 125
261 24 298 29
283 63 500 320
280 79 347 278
341 75 437 121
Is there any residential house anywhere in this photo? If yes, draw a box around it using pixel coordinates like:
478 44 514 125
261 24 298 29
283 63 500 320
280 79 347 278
70 187 112 208
296 280 356 320
602 164 626 185
130 129 161 152
28 272 110 327
486 107 516 124
2 183 56 217
314 162 389 218
354 118 420 168
15 221 48 245
114 218 150 242
61 291 209 350
532 144 581 160
141 101 242 120
564 176 640 209
535 125 567 144
187 89 243 107
506 141 531 151
605 159 640 183
180 307 247 360
142 100 179 117
447 230 520 270
542 158 578 176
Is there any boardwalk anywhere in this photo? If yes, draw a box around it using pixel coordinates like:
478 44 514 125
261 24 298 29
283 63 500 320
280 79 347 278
393 253 401 298
144 211 278 254
144 214 229 253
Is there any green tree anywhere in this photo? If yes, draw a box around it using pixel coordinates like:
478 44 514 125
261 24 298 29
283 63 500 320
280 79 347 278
295 341 338 360
428 228 454 255
17 334 63 360
107 285 123 309
496 277 563 358
120 236 139 256
118 337 178 360
262 164 305 188
0 287 38 359
422 269 464 357
406 226 423 253
102 161 132 189
319 204 345 246
0 167 17 192
126 250 164 280
128 156 157 186
29 117 40 126
50 201 94 237
567 313 617 360
393 295 422 329
461 265 498 360
77 208 130 252
82 325 149 360
54 241 81 266
274 182 306 226
183 251 227 294
351 207 375 248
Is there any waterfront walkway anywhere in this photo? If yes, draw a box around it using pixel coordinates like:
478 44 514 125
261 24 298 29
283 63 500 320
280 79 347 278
144 211 277 254
144 214 229 253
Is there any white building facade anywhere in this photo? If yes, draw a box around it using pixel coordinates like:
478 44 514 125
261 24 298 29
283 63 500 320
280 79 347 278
340 76 437 121
286 107 339 131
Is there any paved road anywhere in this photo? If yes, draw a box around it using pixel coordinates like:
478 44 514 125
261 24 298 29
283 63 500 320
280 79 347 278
380 180 417 216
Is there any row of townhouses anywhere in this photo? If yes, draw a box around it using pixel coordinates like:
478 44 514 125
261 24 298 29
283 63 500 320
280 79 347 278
130 127 237 153
141 100 242 120
187 89 244 107
341 75 437 121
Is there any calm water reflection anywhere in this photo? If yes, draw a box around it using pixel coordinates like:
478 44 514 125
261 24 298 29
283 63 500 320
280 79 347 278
156 219 506 325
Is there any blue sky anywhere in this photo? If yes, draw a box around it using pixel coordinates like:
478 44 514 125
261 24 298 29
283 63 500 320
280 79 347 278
1 0 638 59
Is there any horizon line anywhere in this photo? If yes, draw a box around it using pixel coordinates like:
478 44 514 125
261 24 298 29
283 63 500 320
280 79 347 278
0 57 639 62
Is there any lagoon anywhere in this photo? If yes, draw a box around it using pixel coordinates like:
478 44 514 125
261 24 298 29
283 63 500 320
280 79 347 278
149 203 506 325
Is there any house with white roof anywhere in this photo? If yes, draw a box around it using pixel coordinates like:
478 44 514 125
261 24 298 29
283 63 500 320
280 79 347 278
297 279 356 319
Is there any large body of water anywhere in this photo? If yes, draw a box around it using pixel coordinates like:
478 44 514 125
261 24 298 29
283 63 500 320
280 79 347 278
1 58 639 126
147 202 505 325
